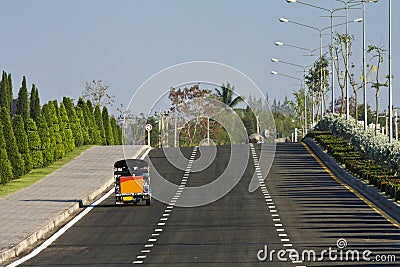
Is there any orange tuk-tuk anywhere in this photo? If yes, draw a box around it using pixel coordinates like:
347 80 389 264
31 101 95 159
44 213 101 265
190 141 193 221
114 159 151 206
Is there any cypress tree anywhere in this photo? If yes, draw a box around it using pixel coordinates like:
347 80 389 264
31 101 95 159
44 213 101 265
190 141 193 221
37 112 53 166
53 100 59 116
75 106 90 145
0 122 13 184
102 106 114 145
41 103 57 162
7 73 13 114
44 101 64 160
86 100 97 144
13 115 32 174
0 72 6 109
26 118 43 168
59 102 75 153
29 84 41 122
110 117 120 145
0 107 23 179
84 99 95 144
94 104 106 145
16 76 29 126
86 100 94 115
84 100 99 144
0 71 10 113
78 98 100 145
117 122 123 145
63 97 83 147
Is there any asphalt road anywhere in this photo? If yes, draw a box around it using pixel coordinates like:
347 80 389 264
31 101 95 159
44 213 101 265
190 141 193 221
18 143 400 267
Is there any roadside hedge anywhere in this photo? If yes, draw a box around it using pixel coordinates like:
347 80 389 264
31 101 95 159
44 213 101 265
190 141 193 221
307 131 400 201
313 114 400 173
0 72 124 186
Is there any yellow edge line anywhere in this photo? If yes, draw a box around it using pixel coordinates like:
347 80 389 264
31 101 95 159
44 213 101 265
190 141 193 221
301 142 400 229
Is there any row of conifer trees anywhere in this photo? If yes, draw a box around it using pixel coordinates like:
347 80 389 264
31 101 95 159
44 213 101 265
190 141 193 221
0 71 122 185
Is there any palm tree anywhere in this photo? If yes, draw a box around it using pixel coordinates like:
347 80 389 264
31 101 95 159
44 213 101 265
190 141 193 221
214 83 244 107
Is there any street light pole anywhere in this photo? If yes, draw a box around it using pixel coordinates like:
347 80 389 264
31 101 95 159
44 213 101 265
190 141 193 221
270 70 307 134
174 117 177 147
279 18 323 123
330 13 336 114
274 41 317 56
335 0 378 120
287 0 378 121
207 117 210 145
388 0 393 143
286 0 350 115
362 1 367 130
279 17 362 122
395 108 398 140
271 58 310 132
345 4 350 120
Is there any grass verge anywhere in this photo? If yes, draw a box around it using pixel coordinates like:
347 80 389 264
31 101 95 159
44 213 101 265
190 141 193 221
0 145 93 198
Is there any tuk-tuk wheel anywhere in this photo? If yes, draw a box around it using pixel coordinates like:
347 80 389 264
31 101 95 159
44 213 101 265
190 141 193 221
146 199 151 206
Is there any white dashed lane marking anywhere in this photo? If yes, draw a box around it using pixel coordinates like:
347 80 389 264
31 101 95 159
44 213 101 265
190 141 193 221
249 143 306 267
133 146 198 264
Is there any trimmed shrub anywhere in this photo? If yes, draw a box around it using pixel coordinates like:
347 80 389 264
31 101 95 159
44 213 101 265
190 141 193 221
59 103 75 153
0 107 23 179
102 106 114 145
94 104 106 145
13 115 32 173
0 122 13 184
26 118 43 168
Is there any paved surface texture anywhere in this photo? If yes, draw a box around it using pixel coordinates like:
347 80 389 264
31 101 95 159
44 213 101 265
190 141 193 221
8 143 400 266
0 145 147 264
303 138 400 224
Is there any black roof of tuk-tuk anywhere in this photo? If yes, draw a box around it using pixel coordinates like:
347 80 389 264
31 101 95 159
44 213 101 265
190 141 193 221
114 159 148 169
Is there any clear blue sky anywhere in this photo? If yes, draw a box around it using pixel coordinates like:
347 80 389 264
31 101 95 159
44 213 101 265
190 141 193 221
0 0 398 115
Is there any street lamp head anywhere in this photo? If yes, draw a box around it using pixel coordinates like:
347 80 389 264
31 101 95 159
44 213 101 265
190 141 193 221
275 41 284 46
354 18 363 22
279 18 289 23
271 58 279 62
271 70 278 75
286 0 296 2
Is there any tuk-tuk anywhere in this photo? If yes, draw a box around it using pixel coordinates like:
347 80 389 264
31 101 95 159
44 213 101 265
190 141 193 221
114 159 151 206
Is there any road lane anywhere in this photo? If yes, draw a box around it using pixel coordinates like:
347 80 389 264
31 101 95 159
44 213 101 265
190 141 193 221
144 144 286 266
260 143 400 266
18 143 400 266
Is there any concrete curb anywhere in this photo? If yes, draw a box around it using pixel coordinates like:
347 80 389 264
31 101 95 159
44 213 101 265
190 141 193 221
303 138 400 224
0 145 149 265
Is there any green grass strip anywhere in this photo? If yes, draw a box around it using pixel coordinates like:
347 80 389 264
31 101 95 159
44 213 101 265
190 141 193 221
0 145 93 198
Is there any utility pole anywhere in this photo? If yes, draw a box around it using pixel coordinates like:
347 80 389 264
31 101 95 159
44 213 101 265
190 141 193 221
388 0 393 142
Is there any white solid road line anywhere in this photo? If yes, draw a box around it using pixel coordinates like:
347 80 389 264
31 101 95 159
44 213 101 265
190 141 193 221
7 186 114 267
7 147 152 267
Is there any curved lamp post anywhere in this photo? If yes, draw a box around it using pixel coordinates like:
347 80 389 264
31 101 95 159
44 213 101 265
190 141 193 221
271 58 310 131
287 0 377 122
270 70 307 134
388 0 393 142
286 0 378 118
279 17 362 120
